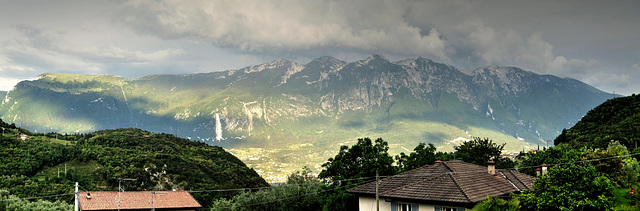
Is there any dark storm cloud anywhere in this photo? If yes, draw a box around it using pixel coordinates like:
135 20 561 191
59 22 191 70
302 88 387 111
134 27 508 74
0 0 638 94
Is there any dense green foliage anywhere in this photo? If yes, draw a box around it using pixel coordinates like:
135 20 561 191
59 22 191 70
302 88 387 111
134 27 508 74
395 143 437 173
318 137 394 211
318 137 395 180
210 183 324 211
519 163 616 210
555 94 640 149
210 167 323 211
0 119 268 207
1 189 72 211
515 144 582 176
508 95 640 210
471 195 520 211
454 137 504 166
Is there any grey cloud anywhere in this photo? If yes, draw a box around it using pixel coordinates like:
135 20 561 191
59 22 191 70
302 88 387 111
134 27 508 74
1 23 186 77
0 0 638 95
115 0 453 63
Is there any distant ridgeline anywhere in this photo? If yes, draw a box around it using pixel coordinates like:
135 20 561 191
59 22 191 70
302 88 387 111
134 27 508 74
0 57 613 148
0 118 268 206
554 94 640 149
0 56 614 182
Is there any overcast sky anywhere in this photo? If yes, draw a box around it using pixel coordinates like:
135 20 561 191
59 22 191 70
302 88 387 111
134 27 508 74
1 0 638 95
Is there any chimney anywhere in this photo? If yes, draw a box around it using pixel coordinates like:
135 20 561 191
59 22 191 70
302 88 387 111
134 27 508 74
536 168 541 176
541 164 547 175
487 160 495 175
435 160 442 164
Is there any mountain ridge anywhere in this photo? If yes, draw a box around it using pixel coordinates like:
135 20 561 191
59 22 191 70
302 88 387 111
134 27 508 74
0 55 614 182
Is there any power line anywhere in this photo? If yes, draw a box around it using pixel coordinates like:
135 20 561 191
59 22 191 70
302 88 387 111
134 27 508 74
0 193 74 202
3 151 639 205
200 178 376 210
193 152 640 209
375 152 640 179
188 176 380 194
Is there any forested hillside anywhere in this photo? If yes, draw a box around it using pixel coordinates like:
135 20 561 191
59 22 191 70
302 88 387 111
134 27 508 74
554 94 640 149
0 119 268 207
506 94 640 210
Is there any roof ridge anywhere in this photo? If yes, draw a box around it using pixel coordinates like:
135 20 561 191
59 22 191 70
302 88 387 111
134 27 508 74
441 161 455 172
499 171 520 191
508 170 533 190
447 172 472 203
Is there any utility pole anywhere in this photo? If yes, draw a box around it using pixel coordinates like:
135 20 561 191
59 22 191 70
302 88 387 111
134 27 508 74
150 191 166 211
74 182 79 211
375 168 379 211
118 178 137 211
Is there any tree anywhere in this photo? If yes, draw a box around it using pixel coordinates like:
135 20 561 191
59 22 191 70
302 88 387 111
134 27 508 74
472 195 520 211
5 199 72 211
396 143 437 172
515 143 582 176
584 140 640 187
518 163 615 210
0 189 9 210
495 157 516 170
454 137 504 166
287 166 319 184
554 128 568 146
318 137 395 181
318 137 395 211
210 181 323 211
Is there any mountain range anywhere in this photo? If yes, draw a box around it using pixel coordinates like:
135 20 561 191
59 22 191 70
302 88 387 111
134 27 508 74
0 55 613 181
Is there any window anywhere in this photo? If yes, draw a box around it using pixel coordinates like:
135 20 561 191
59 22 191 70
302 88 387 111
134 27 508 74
398 203 412 211
435 207 464 211
392 202 417 211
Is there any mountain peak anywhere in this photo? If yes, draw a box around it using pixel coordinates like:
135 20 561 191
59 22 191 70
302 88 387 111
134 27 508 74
307 56 346 72
240 59 302 74
311 56 343 63
396 57 433 68
473 65 532 76
363 54 389 63
353 54 391 68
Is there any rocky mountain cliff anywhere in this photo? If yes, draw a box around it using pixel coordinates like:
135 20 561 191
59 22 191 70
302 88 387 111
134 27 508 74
0 55 613 181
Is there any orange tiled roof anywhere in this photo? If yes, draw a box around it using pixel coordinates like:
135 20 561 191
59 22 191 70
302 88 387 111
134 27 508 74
78 191 201 210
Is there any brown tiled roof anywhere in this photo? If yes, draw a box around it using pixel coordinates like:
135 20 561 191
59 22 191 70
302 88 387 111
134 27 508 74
347 161 534 204
78 191 201 210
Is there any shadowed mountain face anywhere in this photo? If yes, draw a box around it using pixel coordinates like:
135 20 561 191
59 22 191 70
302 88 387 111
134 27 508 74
0 55 612 182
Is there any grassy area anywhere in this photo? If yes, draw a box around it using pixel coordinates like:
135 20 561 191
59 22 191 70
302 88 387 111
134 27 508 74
613 186 639 210
47 138 75 146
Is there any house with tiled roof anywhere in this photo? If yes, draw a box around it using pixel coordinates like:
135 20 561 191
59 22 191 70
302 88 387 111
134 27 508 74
78 190 202 211
347 160 534 211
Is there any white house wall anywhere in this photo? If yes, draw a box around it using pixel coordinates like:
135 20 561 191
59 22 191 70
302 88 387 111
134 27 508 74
419 204 436 211
359 196 447 211
359 196 392 211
